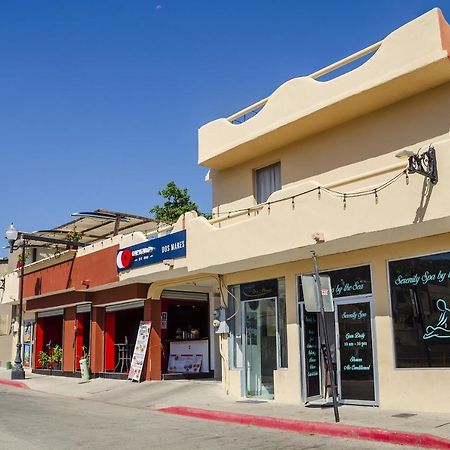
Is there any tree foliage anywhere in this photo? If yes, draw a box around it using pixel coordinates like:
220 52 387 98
150 181 200 224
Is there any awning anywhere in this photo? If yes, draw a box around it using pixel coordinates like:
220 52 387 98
26 289 89 312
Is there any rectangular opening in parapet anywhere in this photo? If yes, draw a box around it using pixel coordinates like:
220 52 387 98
314 49 377 82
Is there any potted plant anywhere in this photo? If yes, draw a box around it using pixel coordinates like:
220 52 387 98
38 351 50 369
66 227 83 250
50 345 63 370
79 345 90 382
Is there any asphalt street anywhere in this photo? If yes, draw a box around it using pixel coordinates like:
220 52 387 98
0 385 419 450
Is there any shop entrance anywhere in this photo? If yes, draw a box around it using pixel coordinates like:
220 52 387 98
299 295 378 405
35 310 64 369
335 295 377 404
243 297 277 399
161 291 211 377
104 302 144 375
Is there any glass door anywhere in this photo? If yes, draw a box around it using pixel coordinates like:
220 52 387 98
335 295 378 405
243 298 277 399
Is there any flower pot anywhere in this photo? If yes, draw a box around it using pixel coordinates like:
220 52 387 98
79 358 90 382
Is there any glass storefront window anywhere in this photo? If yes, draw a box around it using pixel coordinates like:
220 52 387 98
389 252 450 368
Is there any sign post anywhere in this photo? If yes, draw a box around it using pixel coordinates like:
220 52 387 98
311 251 340 423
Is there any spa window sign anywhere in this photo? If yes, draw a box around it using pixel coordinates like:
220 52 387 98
389 252 450 368
423 299 450 340
337 302 375 401
117 230 186 271
298 265 372 302
303 312 321 399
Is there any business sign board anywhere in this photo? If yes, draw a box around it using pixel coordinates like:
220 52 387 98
117 230 186 272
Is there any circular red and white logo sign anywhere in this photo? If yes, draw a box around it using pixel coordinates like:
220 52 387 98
116 249 133 269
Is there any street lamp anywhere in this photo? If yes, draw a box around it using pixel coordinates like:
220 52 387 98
5 223 26 380
4 224 87 380
6 223 18 254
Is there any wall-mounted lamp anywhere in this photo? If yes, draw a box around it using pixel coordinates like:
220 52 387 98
396 146 438 185
0 277 5 290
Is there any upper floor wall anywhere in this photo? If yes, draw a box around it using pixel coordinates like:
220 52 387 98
210 80 450 213
200 9 450 213
23 245 120 299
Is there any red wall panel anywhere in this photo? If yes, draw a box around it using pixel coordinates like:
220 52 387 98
104 312 116 371
35 319 44 368
24 245 119 300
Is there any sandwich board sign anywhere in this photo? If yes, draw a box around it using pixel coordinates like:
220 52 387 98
301 274 334 312
128 321 152 382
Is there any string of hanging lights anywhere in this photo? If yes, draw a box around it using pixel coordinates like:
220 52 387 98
211 168 409 218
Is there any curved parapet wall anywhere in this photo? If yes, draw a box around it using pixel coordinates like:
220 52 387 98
199 8 450 170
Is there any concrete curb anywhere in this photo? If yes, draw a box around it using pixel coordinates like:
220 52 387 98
158 406 450 449
0 377 30 390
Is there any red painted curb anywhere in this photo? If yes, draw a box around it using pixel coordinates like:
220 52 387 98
0 378 30 390
157 406 450 450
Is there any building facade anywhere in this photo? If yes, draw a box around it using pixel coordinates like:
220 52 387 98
189 8 450 413
13 8 450 414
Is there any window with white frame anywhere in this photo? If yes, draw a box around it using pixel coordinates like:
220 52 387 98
255 162 281 204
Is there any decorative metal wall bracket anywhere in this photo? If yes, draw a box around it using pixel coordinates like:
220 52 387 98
407 146 438 185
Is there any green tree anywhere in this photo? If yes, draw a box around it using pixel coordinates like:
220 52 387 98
150 181 200 224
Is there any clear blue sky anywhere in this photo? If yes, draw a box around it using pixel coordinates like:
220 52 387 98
1 1 449 243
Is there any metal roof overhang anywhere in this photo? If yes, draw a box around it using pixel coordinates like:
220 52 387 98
26 288 90 312
29 209 161 247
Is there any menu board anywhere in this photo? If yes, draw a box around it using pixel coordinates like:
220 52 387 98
303 310 321 400
337 302 375 401
22 321 33 368
128 321 152 382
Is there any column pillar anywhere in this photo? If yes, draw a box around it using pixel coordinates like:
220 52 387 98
32 313 38 370
63 306 76 372
143 298 162 380
91 307 105 374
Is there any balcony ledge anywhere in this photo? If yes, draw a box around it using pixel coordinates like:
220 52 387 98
199 8 450 170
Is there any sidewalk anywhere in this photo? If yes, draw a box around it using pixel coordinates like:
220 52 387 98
1 368 450 448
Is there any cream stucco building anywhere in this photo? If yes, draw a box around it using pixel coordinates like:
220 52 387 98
188 8 450 413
